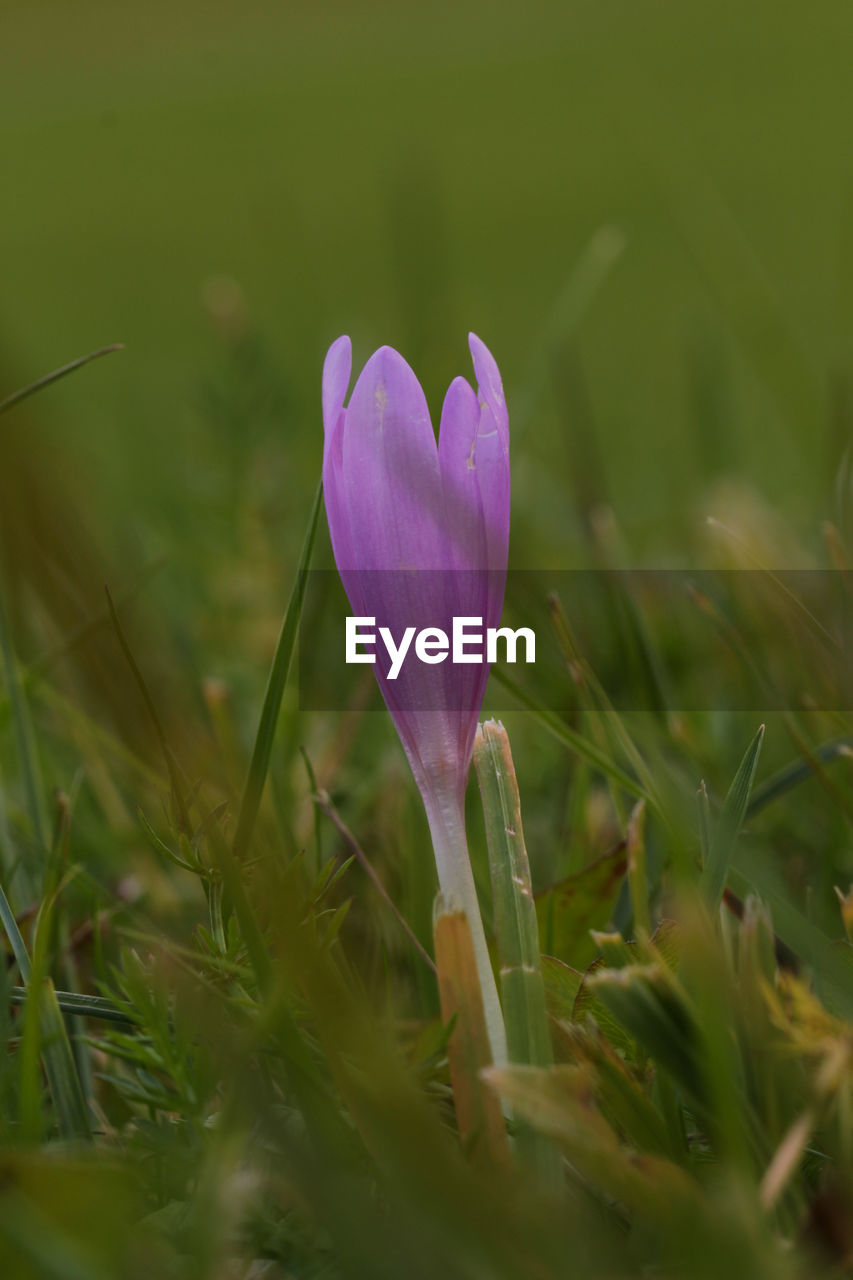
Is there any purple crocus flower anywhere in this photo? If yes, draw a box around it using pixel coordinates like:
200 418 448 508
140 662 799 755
322 333 509 1063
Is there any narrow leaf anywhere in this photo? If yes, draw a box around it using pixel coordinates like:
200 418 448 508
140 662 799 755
0 877 32 980
0 582 49 886
232 480 323 864
10 987 136 1025
473 721 552 1068
2 870 91 1135
746 734 853 818
490 666 649 803
105 588 189 832
700 724 765 910
38 980 91 1140
473 719 560 1181
0 343 123 415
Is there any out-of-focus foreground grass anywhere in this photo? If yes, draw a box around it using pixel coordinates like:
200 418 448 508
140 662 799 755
2 2 853 1276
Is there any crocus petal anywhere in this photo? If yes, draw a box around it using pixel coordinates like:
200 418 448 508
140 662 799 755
471 401 510 629
321 334 509 800
323 410 367 619
438 374 485 573
468 332 508 451
468 333 510 627
333 347 458 782
340 346 446 573
437 374 493 759
321 334 352 440
321 336 365 615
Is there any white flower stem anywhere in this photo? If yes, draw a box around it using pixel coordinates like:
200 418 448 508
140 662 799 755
423 787 507 1067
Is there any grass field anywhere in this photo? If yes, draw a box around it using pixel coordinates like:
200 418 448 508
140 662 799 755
2 3 853 1277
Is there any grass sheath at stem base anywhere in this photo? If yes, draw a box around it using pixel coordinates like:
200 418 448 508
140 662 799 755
473 720 552 1071
474 719 563 1184
422 788 507 1067
433 893 510 1172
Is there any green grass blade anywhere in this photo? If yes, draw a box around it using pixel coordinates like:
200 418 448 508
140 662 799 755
0 581 49 884
473 721 552 1070
18 892 91 1142
0 343 123 415
231 479 323 864
198 795 272 991
38 979 91 1141
746 735 853 818
4 837 91 1138
26 559 164 682
473 720 561 1182
312 791 436 973
0 876 32 980
489 665 650 804
105 587 190 832
727 857 853 1020
9 987 136 1025
545 593 665 814
700 724 765 911
137 806 198 872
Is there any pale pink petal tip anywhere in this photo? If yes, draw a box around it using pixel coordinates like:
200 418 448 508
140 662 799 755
468 332 507 442
322 335 352 436
468 334 503 400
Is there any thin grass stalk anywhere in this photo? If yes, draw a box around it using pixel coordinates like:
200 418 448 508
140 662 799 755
9 988 135 1025
490 665 650 805
0 343 123 415
200 483 322 989
546 592 666 821
107 583 275 990
105 587 190 833
0 580 49 894
231 480 323 866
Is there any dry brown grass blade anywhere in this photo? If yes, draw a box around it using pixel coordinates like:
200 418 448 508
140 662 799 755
433 895 510 1171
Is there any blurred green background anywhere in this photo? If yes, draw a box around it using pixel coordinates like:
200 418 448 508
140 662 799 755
3 0 852 913
5 0 852 910
4 9 853 1275
3 0 852 572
